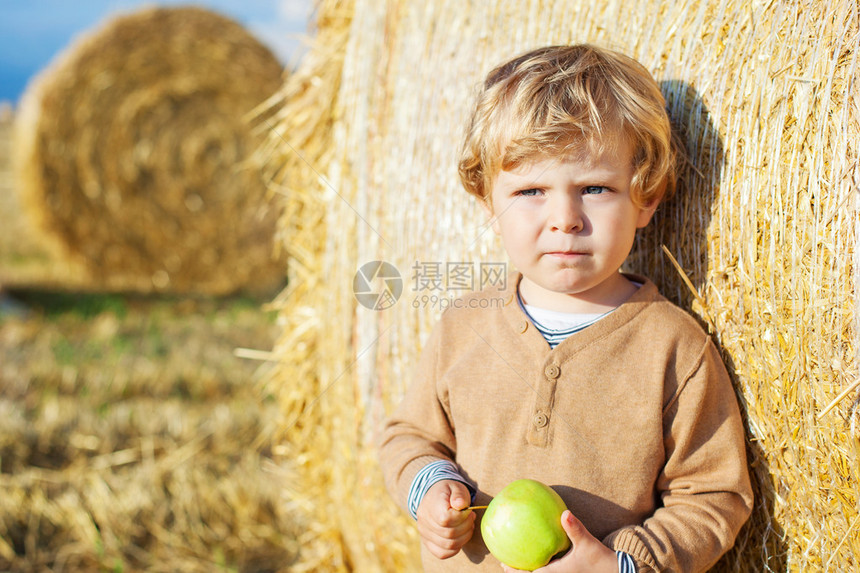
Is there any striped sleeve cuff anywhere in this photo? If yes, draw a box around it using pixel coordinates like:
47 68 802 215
407 459 475 519
618 551 637 573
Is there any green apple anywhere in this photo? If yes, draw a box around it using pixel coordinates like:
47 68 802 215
480 479 571 571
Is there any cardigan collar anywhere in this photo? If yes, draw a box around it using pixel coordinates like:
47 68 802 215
499 271 659 356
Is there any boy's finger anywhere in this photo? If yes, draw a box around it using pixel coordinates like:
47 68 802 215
420 512 470 537
560 510 586 544
439 505 475 528
448 483 470 510
449 493 469 511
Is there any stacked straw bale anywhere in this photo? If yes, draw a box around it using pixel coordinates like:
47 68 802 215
14 6 285 294
262 0 859 570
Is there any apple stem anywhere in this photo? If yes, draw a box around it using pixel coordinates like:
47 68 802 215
464 505 489 511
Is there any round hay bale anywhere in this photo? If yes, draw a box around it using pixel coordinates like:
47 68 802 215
14 5 285 294
264 0 859 570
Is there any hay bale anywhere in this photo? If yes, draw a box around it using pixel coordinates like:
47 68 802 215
262 0 859 570
14 6 285 294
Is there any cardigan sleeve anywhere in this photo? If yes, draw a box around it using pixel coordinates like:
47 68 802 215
378 324 461 513
603 338 754 573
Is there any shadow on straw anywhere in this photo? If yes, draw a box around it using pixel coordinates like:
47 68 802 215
631 80 788 571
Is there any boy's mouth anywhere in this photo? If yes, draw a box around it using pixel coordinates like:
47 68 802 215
544 251 589 264
546 250 586 257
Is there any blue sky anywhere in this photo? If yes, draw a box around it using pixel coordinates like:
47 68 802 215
0 0 313 105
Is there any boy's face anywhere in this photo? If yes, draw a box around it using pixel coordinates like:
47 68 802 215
484 139 656 313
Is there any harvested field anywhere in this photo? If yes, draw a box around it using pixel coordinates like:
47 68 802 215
1 113 298 571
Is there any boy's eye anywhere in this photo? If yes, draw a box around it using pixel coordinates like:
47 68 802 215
517 188 542 197
583 186 608 195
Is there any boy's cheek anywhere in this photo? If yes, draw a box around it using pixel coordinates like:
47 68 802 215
480 198 502 235
490 216 502 235
479 196 494 218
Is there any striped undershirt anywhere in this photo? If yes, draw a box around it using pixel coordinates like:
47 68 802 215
518 295 617 349
407 460 476 519
618 551 637 572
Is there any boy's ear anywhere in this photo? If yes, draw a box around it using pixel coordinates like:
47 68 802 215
636 199 660 229
636 177 669 228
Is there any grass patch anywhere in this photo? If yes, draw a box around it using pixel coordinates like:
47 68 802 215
11 290 129 320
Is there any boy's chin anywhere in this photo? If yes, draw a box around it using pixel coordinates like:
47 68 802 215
519 273 634 311
519 276 586 304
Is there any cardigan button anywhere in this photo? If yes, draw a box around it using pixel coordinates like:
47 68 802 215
533 412 548 428
545 364 560 379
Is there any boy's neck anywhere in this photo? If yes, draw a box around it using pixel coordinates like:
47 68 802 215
517 273 639 314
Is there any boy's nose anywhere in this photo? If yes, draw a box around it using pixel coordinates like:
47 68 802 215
547 198 583 232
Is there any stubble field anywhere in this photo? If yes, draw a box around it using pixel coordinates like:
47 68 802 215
0 112 300 572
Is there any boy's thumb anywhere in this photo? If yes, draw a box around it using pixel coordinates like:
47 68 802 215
560 510 586 542
449 484 469 510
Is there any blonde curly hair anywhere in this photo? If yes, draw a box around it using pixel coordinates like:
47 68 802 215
458 44 675 209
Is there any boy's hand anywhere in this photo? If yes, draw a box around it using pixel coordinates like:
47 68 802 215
501 510 617 573
416 479 476 560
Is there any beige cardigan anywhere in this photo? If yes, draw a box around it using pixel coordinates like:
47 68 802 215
379 273 753 572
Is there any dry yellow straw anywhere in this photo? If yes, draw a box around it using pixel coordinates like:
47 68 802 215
261 0 859 570
14 6 285 294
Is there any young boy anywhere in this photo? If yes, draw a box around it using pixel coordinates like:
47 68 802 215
379 44 753 573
